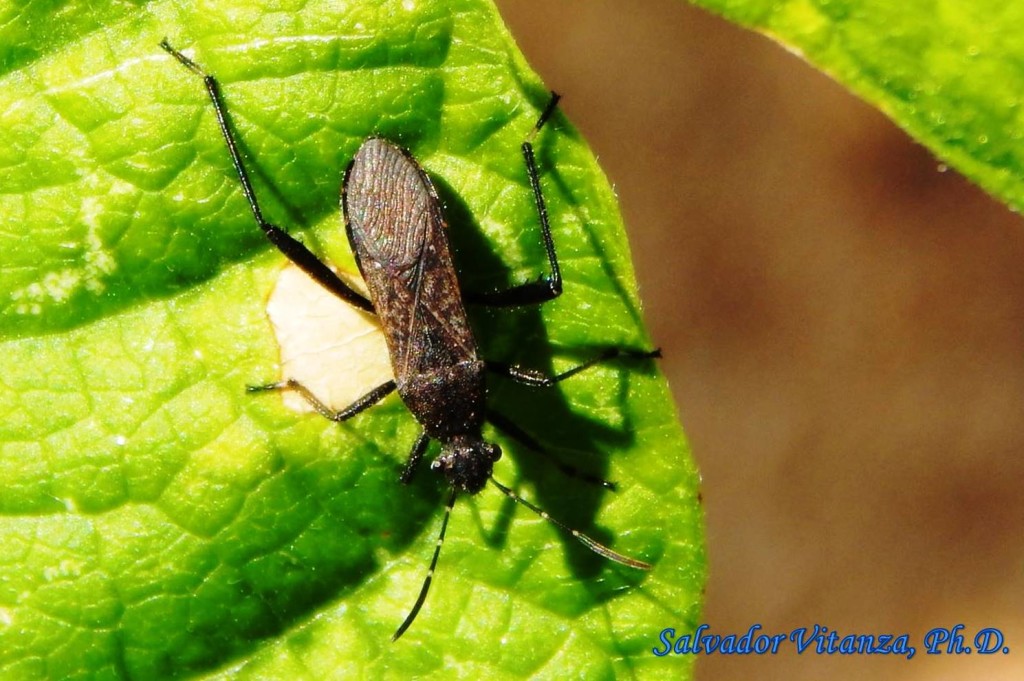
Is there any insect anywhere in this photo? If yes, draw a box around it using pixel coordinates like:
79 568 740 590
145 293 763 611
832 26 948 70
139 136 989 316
160 39 657 640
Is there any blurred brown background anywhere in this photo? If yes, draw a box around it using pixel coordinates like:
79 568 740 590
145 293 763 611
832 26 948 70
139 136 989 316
495 1 1024 680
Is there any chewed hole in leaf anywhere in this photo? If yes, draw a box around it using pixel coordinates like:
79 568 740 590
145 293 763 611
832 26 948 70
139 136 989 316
266 263 392 413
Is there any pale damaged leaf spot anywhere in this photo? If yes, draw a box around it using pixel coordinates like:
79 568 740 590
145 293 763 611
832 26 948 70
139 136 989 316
266 263 392 413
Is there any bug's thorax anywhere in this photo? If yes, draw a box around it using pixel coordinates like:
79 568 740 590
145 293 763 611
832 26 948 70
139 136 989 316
431 435 501 494
398 359 487 439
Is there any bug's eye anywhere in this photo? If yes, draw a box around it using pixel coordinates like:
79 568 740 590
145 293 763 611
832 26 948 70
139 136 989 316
483 442 501 462
433 438 498 494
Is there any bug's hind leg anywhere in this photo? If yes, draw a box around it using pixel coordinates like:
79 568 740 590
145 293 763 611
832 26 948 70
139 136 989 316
159 39 373 313
466 92 564 308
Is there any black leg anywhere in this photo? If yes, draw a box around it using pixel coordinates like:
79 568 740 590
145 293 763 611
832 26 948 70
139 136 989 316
486 347 660 388
400 431 431 484
160 40 374 313
466 92 563 308
488 410 616 491
247 378 397 422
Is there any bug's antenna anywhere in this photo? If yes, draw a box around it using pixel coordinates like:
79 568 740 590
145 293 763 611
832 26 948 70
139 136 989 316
489 478 652 570
393 488 458 641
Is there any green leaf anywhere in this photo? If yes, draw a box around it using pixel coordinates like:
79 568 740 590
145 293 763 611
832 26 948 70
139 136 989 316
686 0 1024 213
0 0 703 678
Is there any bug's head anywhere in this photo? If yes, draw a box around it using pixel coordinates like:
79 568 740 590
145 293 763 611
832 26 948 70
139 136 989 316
432 435 502 494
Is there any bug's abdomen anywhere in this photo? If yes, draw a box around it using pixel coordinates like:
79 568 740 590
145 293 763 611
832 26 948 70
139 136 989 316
342 137 484 427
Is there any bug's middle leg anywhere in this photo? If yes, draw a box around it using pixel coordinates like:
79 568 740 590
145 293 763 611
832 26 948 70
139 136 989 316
485 347 660 388
247 378 396 422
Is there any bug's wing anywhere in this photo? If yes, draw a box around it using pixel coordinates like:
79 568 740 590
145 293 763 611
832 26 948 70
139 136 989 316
343 138 479 380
